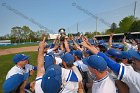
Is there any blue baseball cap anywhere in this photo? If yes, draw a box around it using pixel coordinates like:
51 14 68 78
13 54 29 64
44 54 55 70
2 74 24 93
99 43 107 48
61 53 74 65
112 44 116 48
121 51 132 60
112 44 124 49
98 40 105 45
41 65 62 93
128 49 140 61
73 50 83 59
82 57 89 64
105 48 122 59
83 55 107 72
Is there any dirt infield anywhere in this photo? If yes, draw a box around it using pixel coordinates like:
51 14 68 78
0 46 38 56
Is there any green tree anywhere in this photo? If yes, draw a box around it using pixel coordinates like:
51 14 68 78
105 22 118 34
84 32 92 38
129 20 140 32
119 16 136 33
84 31 100 38
22 26 32 42
104 29 112 34
92 31 101 35
35 30 49 41
11 26 23 43
110 22 117 32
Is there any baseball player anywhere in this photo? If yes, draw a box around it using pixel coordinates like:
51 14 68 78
2 54 35 93
73 50 88 72
60 53 83 93
35 37 62 93
83 55 117 93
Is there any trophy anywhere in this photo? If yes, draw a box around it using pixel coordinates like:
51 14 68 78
58 28 66 41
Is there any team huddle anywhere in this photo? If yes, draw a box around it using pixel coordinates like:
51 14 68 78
2 33 140 93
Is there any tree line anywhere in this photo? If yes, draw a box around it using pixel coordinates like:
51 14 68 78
85 16 140 38
0 26 49 43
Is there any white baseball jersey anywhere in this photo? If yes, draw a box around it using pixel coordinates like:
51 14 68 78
6 65 25 80
35 76 44 93
60 68 79 93
92 72 117 93
126 43 138 51
118 64 140 93
47 49 64 57
6 64 34 80
24 64 35 73
55 57 62 64
74 60 89 72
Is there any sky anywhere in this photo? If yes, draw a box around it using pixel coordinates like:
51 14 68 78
0 0 140 36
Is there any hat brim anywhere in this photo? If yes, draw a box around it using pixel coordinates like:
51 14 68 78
73 51 83 59
21 56 29 61
82 57 89 66
128 49 140 60
105 52 112 57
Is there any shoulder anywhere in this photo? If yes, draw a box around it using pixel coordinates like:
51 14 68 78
6 66 24 79
61 68 71 78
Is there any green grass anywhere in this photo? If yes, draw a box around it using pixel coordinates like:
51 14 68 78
0 51 38 93
0 43 38 50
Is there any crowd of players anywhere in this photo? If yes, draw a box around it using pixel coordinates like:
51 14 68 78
2 33 140 93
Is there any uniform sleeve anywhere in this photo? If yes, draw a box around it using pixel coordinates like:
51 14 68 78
79 63 89 72
72 66 83 82
2 74 24 93
118 65 140 92
35 76 44 93
97 52 120 75
47 49 54 54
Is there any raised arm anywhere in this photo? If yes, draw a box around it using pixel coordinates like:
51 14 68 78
81 40 98 54
36 37 46 77
108 33 113 48
122 36 127 45
72 37 83 51
60 41 65 52
64 38 70 53
81 40 120 75
53 35 60 44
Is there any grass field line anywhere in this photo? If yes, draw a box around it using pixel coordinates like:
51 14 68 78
0 46 38 56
